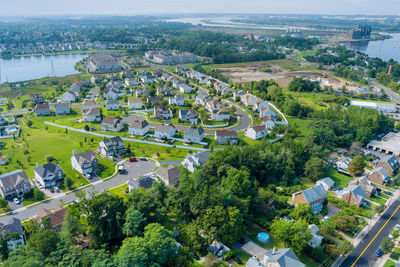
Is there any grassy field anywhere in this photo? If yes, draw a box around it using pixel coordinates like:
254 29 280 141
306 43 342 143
383 259 397 267
246 225 284 250
326 167 353 188
287 117 315 141
368 195 387 205
108 183 129 198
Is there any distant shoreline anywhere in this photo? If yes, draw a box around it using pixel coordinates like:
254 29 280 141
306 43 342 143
0 49 115 59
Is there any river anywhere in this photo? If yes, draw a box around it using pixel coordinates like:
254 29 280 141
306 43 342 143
343 33 400 62
0 53 87 83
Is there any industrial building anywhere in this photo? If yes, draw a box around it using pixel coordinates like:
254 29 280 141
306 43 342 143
347 25 371 40
350 100 397 113
368 132 400 156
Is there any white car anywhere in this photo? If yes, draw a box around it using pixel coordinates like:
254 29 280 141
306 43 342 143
13 198 20 204
38 184 44 189
86 174 92 179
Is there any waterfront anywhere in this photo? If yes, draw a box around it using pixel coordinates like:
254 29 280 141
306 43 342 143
343 33 400 62
0 53 87 83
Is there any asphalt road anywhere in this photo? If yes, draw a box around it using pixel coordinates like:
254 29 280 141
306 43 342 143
0 159 156 224
372 81 400 104
340 199 400 267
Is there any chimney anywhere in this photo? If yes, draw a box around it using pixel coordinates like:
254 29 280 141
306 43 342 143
36 162 39 168
272 247 276 255
73 149 76 156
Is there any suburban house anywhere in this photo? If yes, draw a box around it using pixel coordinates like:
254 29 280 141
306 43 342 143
128 176 154 191
83 108 101 122
34 162 63 189
169 94 185 106
316 177 335 191
246 248 305 267
140 75 153 84
262 116 276 130
253 99 270 112
179 83 192 94
157 86 173 96
70 80 90 94
172 79 183 89
62 90 77 103
125 78 139 87
136 87 149 98
101 117 124 132
36 205 67 231
336 184 366 207
128 98 144 110
308 224 323 247
103 88 118 100
121 70 133 78
154 106 172 120
368 167 390 185
70 150 98 175
30 93 45 104
184 127 205 143
154 124 176 139
156 165 181 186
292 185 327 214
240 94 258 107
82 100 97 111
212 108 230 122
195 93 209 106
179 109 198 124
206 100 223 112
98 136 126 158
260 107 276 118
0 170 33 199
336 157 352 171
215 130 238 145
349 176 377 197
128 118 150 136
55 102 70 115
106 99 119 111
245 124 268 140
182 151 211 172
0 218 25 250
377 155 400 176
35 103 51 116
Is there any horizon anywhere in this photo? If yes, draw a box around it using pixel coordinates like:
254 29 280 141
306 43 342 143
1 0 400 17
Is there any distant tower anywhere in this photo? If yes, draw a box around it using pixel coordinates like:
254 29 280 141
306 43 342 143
50 59 56 77
388 65 393 76
0 64 2 84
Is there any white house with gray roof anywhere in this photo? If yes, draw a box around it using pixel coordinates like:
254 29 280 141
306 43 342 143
184 127 205 143
0 218 25 250
316 177 335 191
62 90 77 103
70 150 98 175
55 103 70 115
182 151 211 173
154 124 176 139
246 248 304 267
34 162 63 189
0 170 33 199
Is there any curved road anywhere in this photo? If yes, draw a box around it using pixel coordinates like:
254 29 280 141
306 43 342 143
0 159 157 224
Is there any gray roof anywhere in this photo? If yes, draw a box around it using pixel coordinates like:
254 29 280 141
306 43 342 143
0 217 24 236
340 184 366 203
34 163 62 178
370 167 390 179
55 102 69 109
189 151 211 164
380 155 400 171
264 248 305 267
301 185 327 203
184 127 204 138
73 151 97 165
246 257 264 267
0 170 29 190
317 177 335 187
128 176 154 190
106 99 119 105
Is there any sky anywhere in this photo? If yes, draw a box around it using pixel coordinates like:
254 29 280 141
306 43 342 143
0 0 399 16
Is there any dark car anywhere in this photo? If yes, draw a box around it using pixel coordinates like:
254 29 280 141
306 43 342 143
376 249 383 257
384 191 393 196
239 237 246 244
140 158 147 161
190 252 200 261
232 255 242 264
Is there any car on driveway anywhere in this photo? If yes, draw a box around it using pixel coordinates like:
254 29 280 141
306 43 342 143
86 174 92 179
38 184 44 190
140 158 147 161
129 157 137 162
232 255 242 264
13 198 20 204
384 191 393 196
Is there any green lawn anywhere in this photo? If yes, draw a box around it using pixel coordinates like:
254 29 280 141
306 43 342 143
368 195 387 205
108 184 129 198
383 259 397 267
246 225 284 250
298 255 320 267
326 167 353 188
287 117 315 141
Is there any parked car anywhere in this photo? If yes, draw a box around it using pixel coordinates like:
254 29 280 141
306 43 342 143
38 184 44 189
384 191 393 196
232 255 243 264
190 252 200 261
376 249 383 257
54 187 60 193
13 198 20 204
140 158 147 161
129 157 137 162
86 174 92 179
239 237 245 244
49 188 55 193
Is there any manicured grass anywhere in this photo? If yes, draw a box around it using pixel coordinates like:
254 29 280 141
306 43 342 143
383 259 397 267
108 184 129 198
287 117 315 141
230 249 251 267
368 195 387 205
379 192 390 199
298 255 320 267
326 167 353 188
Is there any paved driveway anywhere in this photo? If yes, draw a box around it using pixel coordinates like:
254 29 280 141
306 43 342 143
0 159 157 223
160 160 182 166
232 236 267 260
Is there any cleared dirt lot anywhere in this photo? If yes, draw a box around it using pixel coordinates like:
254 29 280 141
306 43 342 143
218 62 361 90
